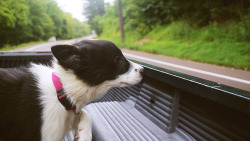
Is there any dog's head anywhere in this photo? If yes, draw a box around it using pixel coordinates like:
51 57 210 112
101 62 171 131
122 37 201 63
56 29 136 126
51 39 144 87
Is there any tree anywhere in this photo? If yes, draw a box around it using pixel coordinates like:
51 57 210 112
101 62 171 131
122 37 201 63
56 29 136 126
46 0 64 39
0 0 30 45
83 0 105 35
0 0 90 48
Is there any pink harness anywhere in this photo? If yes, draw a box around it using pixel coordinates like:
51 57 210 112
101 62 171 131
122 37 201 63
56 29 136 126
52 72 76 110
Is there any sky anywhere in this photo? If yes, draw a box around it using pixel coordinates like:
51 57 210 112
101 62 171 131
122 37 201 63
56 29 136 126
55 0 115 22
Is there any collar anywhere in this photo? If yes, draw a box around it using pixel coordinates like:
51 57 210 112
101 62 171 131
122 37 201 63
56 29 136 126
52 72 76 111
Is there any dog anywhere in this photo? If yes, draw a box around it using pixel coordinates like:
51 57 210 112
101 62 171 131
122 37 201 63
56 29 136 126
0 39 144 141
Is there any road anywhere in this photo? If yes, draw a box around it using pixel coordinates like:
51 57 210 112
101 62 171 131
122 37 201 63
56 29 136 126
13 35 96 52
9 36 250 92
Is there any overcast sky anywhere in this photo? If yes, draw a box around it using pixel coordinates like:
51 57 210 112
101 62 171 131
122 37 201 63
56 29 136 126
55 0 115 22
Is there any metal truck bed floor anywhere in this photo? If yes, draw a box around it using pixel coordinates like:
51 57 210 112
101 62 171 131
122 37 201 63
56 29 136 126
62 131 75 141
63 99 192 141
84 99 193 141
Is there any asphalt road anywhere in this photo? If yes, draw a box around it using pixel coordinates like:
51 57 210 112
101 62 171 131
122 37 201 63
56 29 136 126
13 35 96 52
10 36 250 92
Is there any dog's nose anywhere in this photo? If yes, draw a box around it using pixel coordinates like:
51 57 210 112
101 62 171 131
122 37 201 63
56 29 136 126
139 68 145 75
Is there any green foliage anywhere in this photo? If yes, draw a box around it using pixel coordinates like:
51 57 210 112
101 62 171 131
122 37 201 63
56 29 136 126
0 0 30 44
83 0 105 35
91 0 249 38
129 0 250 29
0 0 90 48
93 4 119 36
87 0 250 69
132 21 250 70
92 0 250 70
122 0 151 35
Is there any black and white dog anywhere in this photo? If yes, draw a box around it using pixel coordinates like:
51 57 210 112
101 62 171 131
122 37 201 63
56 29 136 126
0 40 144 141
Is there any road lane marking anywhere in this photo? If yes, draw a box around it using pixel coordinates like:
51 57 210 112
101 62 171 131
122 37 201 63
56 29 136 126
25 35 95 51
124 53 250 84
25 40 71 51
63 40 74 45
25 43 49 51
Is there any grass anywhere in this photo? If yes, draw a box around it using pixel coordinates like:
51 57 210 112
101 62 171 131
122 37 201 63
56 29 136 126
0 41 47 51
98 21 250 70
136 39 250 70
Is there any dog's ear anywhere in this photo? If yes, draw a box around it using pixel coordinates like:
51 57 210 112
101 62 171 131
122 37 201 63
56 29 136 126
51 45 80 68
51 44 79 61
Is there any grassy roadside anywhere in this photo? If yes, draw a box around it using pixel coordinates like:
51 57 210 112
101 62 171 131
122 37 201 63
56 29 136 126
98 21 250 70
0 41 47 51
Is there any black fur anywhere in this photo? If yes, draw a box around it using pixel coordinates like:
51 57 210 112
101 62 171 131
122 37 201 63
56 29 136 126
0 39 131 141
52 39 130 86
0 67 42 141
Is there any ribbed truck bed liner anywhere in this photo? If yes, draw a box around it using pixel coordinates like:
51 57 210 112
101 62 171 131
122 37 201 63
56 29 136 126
85 99 193 141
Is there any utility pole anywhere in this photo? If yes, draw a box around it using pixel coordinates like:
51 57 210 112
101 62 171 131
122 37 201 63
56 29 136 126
118 0 125 42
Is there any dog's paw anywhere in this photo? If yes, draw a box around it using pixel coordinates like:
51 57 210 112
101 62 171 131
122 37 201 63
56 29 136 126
75 109 92 141
75 129 92 141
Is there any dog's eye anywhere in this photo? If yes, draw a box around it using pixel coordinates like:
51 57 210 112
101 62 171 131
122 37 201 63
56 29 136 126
113 55 120 63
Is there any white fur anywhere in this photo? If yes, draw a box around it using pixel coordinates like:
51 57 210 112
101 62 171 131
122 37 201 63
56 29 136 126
114 61 144 87
29 59 143 141
76 109 92 141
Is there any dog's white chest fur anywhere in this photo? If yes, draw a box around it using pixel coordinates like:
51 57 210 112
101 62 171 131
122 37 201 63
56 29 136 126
29 63 114 141
30 64 71 141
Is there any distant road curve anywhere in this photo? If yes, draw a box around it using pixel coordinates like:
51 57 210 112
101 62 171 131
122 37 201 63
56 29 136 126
10 36 250 91
13 34 95 52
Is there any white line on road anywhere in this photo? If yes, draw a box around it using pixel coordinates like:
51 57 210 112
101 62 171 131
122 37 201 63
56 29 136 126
25 43 50 51
25 34 96 51
124 53 250 84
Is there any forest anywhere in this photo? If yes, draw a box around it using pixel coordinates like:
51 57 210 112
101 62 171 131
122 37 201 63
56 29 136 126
84 0 250 70
0 0 90 47
0 0 249 69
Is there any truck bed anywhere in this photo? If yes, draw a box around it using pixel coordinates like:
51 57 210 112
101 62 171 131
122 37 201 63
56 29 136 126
1 52 250 141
